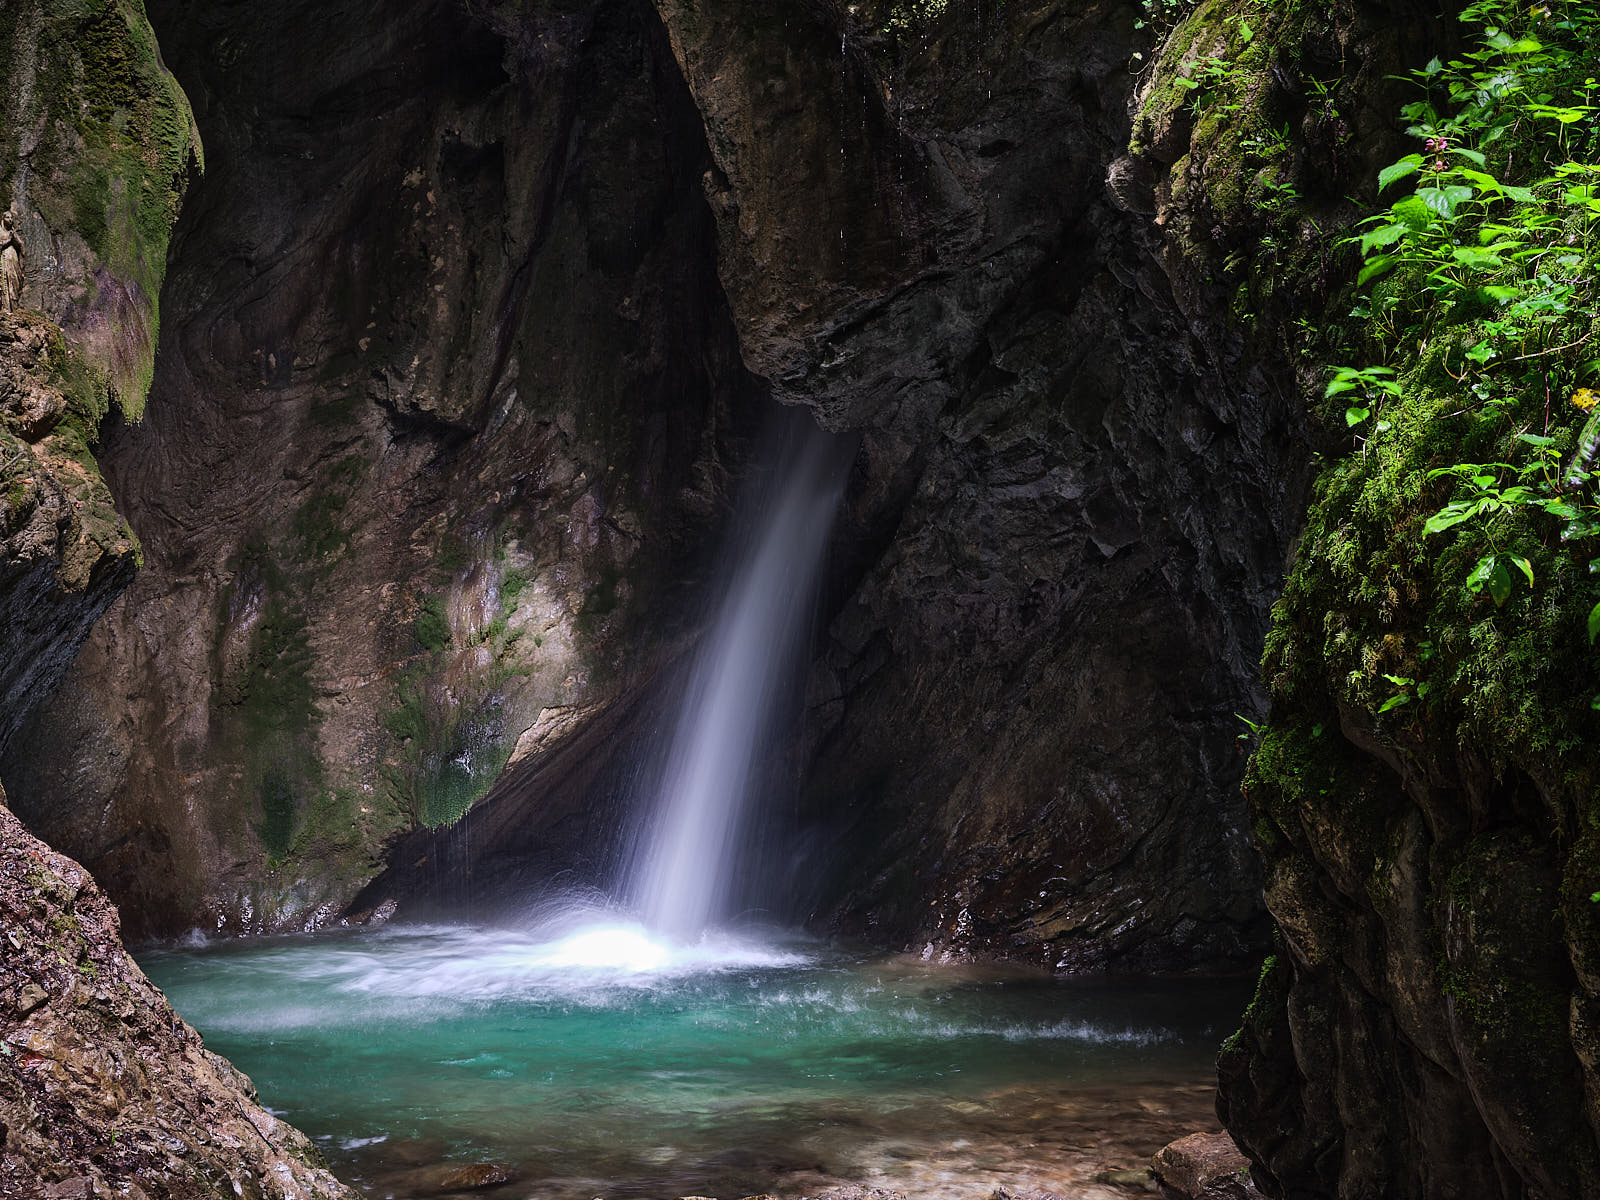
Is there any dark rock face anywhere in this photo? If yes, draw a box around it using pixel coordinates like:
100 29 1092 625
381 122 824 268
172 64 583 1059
0 0 200 757
665 1 1293 968
0 314 139 758
1124 0 1600 1196
4 0 767 938
10 0 1300 969
1217 745 1600 1200
0 789 354 1200
353 0 1297 969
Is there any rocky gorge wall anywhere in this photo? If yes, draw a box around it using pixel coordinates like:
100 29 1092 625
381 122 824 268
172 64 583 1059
0 790 354 1200
5 0 769 939
0 0 198 759
1124 0 1600 1195
4 0 1301 970
7 0 1600 1197
0 4 359 1196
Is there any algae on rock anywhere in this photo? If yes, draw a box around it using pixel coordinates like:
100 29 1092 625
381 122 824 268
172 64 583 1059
1132 0 1600 1194
0 0 198 759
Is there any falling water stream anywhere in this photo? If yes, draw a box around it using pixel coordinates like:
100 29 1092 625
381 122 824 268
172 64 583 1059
631 418 853 935
137 414 1249 1199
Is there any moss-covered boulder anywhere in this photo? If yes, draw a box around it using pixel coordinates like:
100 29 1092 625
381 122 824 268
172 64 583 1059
0 0 199 756
1132 0 1600 1193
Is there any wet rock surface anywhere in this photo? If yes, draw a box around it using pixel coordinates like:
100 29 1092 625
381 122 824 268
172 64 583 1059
1150 1133 1257 1200
721 1 1291 968
0 314 139 758
4 0 765 938
0 791 353 1200
4 0 1291 969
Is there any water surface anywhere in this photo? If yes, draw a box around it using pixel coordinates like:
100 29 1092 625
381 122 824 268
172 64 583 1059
141 921 1247 1199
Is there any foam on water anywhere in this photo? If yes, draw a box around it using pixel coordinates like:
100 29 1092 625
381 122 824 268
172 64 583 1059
139 927 1251 1200
143 919 815 1031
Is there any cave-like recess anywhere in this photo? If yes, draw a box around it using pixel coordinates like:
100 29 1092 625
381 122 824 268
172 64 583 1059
5 0 1296 970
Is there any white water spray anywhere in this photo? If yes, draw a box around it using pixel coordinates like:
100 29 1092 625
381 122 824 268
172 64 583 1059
631 419 851 937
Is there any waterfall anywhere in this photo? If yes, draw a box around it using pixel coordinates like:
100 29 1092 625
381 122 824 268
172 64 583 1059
630 416 852 937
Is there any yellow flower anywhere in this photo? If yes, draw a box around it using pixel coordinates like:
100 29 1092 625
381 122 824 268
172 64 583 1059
1572 388 1599 411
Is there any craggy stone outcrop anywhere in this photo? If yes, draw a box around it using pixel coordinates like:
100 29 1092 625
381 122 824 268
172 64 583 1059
0 789 354 1200
4 0 767 938
332 0 1298 969
1129 0 1600 1195
0 312 139 757
662 0 1294 969
8 0 1296 968
0 0 201 755
0 6 362 1193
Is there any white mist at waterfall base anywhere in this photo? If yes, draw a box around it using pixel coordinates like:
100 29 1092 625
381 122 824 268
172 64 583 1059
627 420 853 939
140 925 1248 1200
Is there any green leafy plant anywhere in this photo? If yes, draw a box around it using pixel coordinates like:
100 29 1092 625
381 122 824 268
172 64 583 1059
1326 365 1402 428
1341 0 1600 631
1173 15 1255 114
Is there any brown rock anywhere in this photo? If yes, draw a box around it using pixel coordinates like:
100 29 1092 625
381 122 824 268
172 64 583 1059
15 982 47 1014
0 796 354 1200
382 1161 518 1194
1151 1132 1258 1200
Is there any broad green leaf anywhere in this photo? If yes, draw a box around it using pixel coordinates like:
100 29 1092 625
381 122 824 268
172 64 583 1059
1518 433 1556 446
1479 285 1520 303
1465 341 1495 364
1360 224 1406 253
1589 601 1600 644
1508 555 1534 587
1452 246 1504 269
1418 185 1474 219
1345 406 1371 426
1452 148 1488 167
1424 505 1475 534
1357 256 1397 285
1392 195 1433 230
1378 157 1422 191
1378 693 1411 713
1487 560 1513 607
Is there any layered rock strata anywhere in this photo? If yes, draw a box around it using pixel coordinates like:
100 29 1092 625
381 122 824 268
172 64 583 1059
11 0 1299 970
0 788 354 1199
1129 0 1600 1195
